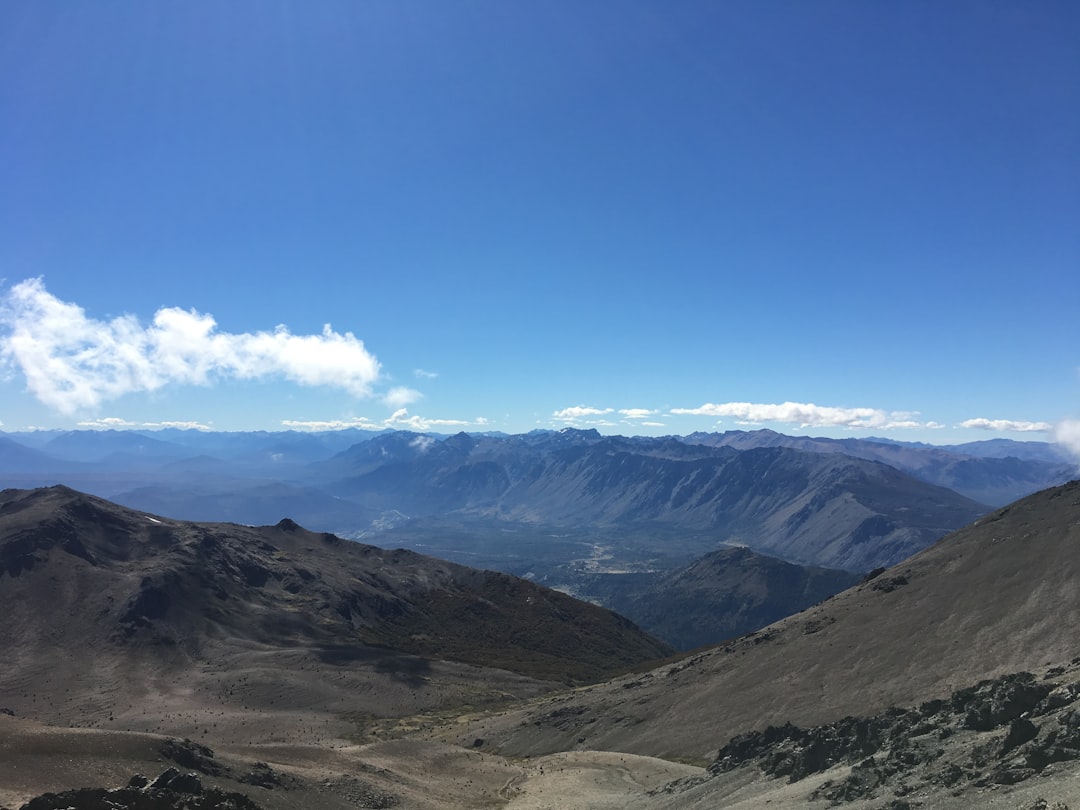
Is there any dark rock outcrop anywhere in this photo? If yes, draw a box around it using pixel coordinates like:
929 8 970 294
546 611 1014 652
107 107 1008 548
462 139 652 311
158 738 227 777
710 669 1080 803
17 768 264 810
238 762 297 790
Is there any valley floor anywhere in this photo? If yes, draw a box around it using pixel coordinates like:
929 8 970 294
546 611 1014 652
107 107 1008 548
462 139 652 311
498 750 701 809
6 708 1080 810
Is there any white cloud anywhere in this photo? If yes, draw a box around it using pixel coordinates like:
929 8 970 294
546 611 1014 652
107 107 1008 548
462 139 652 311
148 420 213 431
1054 419 1080 459
76 416 213 431
958 418 1052 433
282 411 489 433
383 409 489 432
553 406 614 421
410 435 436 452
383 386 423 408
618 408 656 419
880 420 923 430
669 400 929 430
0 278 382 414
641 421 667 428
414 368 439 379
77 416 137 428
281 417 382 431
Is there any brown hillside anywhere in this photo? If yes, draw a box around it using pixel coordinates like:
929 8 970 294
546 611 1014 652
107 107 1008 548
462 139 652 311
445 478 1080 762
0 485 670 745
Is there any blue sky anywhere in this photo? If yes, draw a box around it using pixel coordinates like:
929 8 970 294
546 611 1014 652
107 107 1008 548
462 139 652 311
1 1 1078 446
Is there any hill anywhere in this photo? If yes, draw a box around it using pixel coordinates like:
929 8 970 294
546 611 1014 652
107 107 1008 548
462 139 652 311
444 479 1080 764
0 486 671 731
5 481 1080 808
564 546 861 650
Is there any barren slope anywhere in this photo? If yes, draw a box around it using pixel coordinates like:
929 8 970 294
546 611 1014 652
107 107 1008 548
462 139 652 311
4 481 1080 810
440 479 1080 762
0 486 671 740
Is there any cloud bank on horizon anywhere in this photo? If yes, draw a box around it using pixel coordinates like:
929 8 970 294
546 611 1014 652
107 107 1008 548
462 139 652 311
553 401 1064 440
282 410 490 433
669 401 935 431
0 278 383 414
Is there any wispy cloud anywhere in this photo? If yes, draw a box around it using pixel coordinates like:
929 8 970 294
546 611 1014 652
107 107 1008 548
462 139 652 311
77 416 213 431
618 408 656 419
383 386 423 408
958 417 1052 433
1054 419 1080 459
281 410 489 432
410 435 436 452
553 406 614 421
384 409 489 432
77 416 137 428
414 368 439 379
0 278 382 414
281 417 381 431
670 401 931 430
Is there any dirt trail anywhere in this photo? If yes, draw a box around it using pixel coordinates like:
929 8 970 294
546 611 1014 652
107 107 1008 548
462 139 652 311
500 750 702 810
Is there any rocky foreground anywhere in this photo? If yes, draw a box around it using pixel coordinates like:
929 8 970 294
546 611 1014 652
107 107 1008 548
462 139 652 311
9 768 264 810
716 669 1080 796
10 664 1080 810
627 663 1080 808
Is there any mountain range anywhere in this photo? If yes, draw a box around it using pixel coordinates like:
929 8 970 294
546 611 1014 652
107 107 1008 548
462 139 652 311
686 429 1074 506
2 427 1034 575
306 429 990 572
3 426 1071 655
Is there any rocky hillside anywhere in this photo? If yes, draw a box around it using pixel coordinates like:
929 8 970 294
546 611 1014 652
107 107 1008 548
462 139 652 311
0 485 672 734
639 663 1080 808
5 481 1080 809
708 669 1080 800
441 479 1080 762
